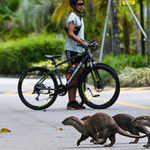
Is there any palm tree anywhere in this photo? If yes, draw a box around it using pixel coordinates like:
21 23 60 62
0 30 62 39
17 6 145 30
51 0 71 26
16 0 56 33
0 0 20 40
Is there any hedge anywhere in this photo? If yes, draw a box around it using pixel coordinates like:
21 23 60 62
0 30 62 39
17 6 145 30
0 34 65 74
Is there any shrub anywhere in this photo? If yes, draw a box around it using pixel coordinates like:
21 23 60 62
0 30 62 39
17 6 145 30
102 54 149 87
0 34 65 74
102 54 147 74
119 67 150 87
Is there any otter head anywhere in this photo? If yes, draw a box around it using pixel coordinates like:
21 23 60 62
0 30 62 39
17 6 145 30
62 116 80 126
131 116 150 127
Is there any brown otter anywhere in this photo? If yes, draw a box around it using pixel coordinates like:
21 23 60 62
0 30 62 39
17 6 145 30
62 112 149 147
132 115 150 148
113 114 149 143
131 116 150 127
81 113 149 144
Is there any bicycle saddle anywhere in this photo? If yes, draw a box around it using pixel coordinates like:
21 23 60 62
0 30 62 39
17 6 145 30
45 55 61 60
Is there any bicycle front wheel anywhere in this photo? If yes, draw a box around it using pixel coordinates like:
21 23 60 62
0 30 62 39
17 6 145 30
18 67 58 110
78 64 120 109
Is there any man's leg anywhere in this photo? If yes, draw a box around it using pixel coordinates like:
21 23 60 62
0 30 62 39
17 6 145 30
68 63 80 102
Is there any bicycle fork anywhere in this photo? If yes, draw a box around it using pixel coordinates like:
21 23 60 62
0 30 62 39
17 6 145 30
90 62 104 90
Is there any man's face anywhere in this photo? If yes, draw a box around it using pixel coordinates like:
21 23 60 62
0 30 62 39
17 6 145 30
75 0 84 13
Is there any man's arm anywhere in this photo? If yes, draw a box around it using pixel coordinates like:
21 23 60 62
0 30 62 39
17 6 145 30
68 21 85 44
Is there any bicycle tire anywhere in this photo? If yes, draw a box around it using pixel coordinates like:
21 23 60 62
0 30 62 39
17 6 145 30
78 64 120 109
96 63 118 76
18 67 58 110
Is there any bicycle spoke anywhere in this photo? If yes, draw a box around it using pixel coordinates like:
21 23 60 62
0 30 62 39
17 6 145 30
18 67 58 110
79 64 120 109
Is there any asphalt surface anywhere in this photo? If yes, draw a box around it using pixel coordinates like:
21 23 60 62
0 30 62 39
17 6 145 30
0 77 150 150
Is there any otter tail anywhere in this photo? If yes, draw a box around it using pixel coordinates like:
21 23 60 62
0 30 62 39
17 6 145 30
118 128 150 138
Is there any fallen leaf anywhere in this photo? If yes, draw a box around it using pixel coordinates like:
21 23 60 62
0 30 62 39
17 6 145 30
55 128 63 131
0 128 11 133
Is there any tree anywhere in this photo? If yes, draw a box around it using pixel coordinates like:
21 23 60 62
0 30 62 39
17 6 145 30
16 0 56 32
147 0 150 67
111 0 121 55
0 0 20 40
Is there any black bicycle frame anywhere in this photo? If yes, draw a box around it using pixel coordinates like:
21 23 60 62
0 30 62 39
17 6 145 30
34 48 103 95
36 50 92 90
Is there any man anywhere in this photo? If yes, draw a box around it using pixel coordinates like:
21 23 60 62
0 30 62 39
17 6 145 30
65 0 86 109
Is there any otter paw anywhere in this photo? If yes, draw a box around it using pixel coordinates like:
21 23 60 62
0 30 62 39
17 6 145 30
77 141 80 146
104 144 111 147
93 141 99 144
90 139 94 142
129 141 137 144
143 144 150 148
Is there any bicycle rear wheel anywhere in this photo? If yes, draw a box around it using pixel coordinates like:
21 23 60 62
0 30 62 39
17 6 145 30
18 67 58 110
78 64 120 109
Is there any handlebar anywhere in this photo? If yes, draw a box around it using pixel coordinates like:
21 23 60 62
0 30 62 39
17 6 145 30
77 40 99 49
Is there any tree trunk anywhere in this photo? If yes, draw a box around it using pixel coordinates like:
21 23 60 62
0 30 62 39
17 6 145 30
147 0 150 67
123 14 130 54
111 0 121 56
134 10 141 55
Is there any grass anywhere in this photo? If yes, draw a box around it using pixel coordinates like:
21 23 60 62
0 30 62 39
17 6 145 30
119 67 150 87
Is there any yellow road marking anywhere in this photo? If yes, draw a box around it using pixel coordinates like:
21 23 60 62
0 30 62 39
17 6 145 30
86 96 150 110
120 87 131 90
115 101 150 110
4 91 17 94
130 87 150 91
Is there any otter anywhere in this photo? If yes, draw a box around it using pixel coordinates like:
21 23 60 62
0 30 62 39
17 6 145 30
132 115 150 148
113 114 149 143
81 113 149 144
131 116 150 127
62 112 149 147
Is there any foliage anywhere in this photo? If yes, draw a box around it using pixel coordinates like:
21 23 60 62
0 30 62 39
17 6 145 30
16 0 56 32
119 67 150 87
0 0 148 55
0 0 59 40
31 59 68 76
0 0 20 40
102 54 149 87
102 54 147 74
0 34 65 74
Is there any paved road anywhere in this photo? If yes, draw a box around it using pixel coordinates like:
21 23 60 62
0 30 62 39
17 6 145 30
0 78 150 150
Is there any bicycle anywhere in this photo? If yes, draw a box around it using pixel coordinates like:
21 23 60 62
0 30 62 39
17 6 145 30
18 40 120 110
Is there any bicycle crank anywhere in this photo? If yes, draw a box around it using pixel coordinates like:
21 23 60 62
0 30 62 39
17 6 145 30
56 85 67 96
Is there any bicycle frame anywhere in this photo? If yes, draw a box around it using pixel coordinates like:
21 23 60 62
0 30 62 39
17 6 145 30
36 49 97 91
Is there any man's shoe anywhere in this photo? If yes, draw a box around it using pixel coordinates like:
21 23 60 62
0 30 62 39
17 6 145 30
67 100 85 110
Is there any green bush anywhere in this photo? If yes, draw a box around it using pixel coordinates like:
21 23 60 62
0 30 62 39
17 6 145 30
0 34 65 74
102 54 147 74
102 54 149 87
